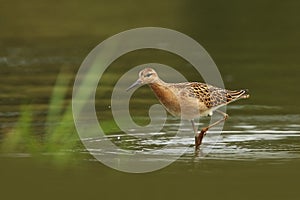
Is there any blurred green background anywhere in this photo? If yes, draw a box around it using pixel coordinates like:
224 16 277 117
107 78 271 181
0 0 300 200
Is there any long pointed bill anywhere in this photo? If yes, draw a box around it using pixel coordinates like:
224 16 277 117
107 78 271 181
126 79 142 91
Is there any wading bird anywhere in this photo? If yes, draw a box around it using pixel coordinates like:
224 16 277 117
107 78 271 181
127 68 249 149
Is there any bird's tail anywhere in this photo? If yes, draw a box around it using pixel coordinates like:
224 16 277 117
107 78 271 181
226 89 250 103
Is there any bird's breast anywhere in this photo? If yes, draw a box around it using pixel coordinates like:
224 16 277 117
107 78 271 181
149 83 181 117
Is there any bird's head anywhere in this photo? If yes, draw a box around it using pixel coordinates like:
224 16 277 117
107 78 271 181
126 68 159 91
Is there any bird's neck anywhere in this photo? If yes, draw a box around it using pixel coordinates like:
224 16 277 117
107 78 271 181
148 77 168 96
148 80 181 117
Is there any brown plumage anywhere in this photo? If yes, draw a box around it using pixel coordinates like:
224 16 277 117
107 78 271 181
127 68 250 149
187 82 249 108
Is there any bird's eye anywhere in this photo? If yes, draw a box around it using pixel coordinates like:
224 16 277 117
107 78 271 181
145 73 152 77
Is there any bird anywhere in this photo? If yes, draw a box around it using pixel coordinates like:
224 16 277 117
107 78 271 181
126 68 249 149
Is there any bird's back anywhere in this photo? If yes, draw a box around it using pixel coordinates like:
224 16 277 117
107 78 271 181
184 82 249 108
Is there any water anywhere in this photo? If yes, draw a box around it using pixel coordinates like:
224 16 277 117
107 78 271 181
1 1 300 199
87 109 300 162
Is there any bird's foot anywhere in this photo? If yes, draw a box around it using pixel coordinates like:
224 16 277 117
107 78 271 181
194 127 208 150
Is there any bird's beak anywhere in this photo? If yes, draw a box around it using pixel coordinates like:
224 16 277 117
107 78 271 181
126 79 142 91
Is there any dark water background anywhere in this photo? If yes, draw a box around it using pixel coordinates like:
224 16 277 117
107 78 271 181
1 1 300 199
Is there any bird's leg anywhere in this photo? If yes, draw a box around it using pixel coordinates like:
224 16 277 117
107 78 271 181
205 110 228 130
191 119 203 150
199 110 228 140
192 111 228 149
191 120 198 148
196 129 206 149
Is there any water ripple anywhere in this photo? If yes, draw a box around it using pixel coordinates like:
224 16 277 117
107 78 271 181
84 127 300 163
